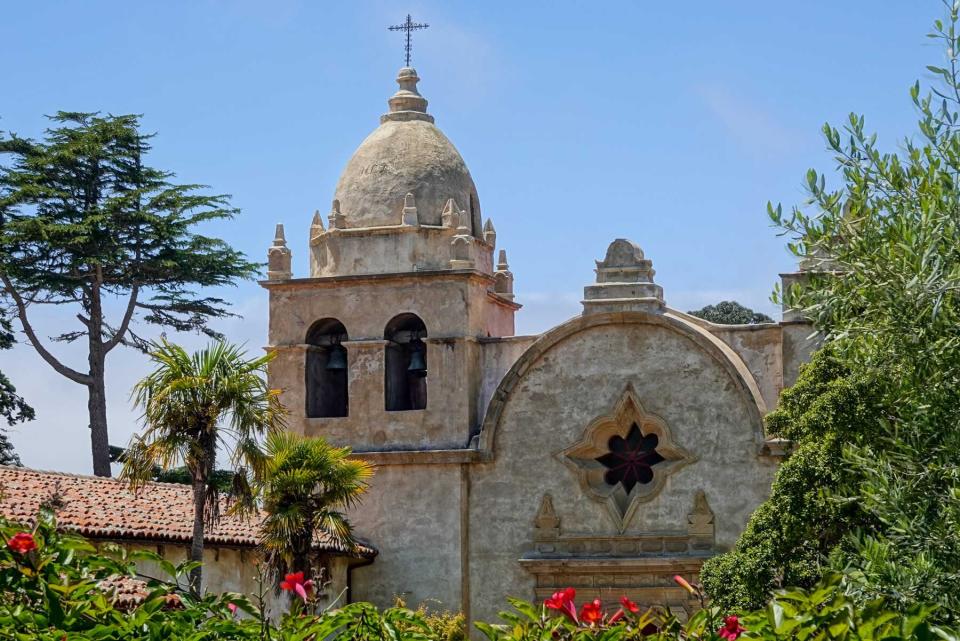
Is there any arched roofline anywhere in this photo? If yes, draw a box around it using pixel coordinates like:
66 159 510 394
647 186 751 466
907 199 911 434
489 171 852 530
476 309 769 459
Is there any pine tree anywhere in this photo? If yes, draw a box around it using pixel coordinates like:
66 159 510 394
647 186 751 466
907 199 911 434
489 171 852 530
0 310 30 466
0 113 258 476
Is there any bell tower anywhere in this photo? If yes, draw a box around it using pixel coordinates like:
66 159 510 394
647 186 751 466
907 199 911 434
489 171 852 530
262 66 520 451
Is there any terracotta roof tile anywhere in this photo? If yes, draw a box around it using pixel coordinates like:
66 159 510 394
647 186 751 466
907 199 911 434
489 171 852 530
0 466 374 557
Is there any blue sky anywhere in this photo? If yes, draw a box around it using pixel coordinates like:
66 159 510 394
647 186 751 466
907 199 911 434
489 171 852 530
1 1 938 473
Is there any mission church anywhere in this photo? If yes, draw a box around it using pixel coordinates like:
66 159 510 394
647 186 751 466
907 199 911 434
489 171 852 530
261 42 816 623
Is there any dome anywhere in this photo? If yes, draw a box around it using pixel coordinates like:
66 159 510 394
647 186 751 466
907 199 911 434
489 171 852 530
332 68 482 234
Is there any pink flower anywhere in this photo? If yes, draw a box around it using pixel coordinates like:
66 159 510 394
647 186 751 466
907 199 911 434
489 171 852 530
279 571 314 602
7 532 36 555
544 587 578 622
673 574 696 595
227 602 238 616
718 615 746 641
580 599 603 625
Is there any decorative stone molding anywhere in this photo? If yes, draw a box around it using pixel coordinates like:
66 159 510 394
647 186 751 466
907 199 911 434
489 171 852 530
558 385 696 532
310 209 325 240
523 491 716 618
686 490 715 550
582 239 664 314
441 198 461 228
401 192 419 227
266 223 292 280
483 218 497 247
328 199 346 230
493 249 515 301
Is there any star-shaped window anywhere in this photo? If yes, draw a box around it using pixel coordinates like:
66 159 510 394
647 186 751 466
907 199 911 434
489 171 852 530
596 423 665 493
558 386 696 532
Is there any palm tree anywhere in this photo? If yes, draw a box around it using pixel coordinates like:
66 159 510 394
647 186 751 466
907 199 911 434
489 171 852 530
121 340 286 595
257 431 373 583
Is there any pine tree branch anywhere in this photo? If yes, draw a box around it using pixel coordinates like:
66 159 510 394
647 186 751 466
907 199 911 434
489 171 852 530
103 284 139 354
0 272 92 386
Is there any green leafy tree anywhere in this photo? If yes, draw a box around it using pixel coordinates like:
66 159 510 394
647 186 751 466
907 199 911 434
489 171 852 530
0 113 258 477
699 349 885 610
0 310 31 465
256 431 372 582
688 301 773 325
706 2 960 620
121 340 285 596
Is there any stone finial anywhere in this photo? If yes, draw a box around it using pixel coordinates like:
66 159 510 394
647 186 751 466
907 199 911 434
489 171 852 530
497 249 510 271
401 192 419 226
310 209 325 238
382 67 435 124
441 198 460 229
328 199 346 230
687 490 715 550
450 235 474 269
267 223 292 280
483 218 497 247
533 494 561 543
582 238 664 314
494 249 515 301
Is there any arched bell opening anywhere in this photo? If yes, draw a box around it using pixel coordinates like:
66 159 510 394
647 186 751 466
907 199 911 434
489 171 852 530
305 318 349 418
384 313 428 412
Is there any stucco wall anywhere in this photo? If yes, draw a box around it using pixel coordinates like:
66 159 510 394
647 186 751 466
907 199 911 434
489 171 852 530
706 324 783 412
348 464 464 610
108 542 351 614
467 319 779 624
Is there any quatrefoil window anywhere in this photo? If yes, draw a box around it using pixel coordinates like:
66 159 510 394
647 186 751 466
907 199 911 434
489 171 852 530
558 386 696 532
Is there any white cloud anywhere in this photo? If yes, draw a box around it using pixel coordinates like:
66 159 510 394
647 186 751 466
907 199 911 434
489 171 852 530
696 84 802 157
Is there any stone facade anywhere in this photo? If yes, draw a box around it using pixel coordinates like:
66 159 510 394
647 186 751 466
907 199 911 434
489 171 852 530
263 66 814 626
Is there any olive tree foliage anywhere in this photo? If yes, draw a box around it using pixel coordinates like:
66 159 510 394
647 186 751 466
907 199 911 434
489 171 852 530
0 113 258 476
704 2 960 620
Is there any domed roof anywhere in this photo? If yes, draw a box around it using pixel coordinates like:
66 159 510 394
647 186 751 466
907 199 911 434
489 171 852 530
333 68 481 234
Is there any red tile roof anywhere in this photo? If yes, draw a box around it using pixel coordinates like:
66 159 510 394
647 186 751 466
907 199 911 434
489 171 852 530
0 466 374 557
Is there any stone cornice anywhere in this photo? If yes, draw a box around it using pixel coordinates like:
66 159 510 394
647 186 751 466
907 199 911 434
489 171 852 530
259 268 495 290
350 448 481 465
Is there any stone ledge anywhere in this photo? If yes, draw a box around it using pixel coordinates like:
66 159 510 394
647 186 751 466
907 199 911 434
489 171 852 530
351 448 481 465
259 269 495 289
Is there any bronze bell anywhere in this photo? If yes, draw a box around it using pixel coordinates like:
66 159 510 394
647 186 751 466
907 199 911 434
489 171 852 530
326 344 347 371
407 339 427 376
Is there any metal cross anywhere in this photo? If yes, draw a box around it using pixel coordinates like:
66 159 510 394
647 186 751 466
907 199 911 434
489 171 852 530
388 14 429 67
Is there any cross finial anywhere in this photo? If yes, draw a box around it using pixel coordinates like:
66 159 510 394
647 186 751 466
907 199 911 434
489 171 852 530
388 14 429 67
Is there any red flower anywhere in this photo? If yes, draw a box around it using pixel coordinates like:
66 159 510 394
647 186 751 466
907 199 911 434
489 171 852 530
609 596 639 624
580 599 603 625
279 571 314 602
673 574 696 595
718 615 746 641
545 587 578 622
7 532 36 555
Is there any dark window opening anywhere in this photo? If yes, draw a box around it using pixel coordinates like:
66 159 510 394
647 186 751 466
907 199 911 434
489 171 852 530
305 318 349 418
595 423 664 493
384 313 427 411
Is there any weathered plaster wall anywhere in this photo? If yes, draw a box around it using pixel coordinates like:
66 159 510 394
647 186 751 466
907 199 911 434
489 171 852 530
478 336 538 429
348 464 464 610
705 324 783 412
467 319 779 624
